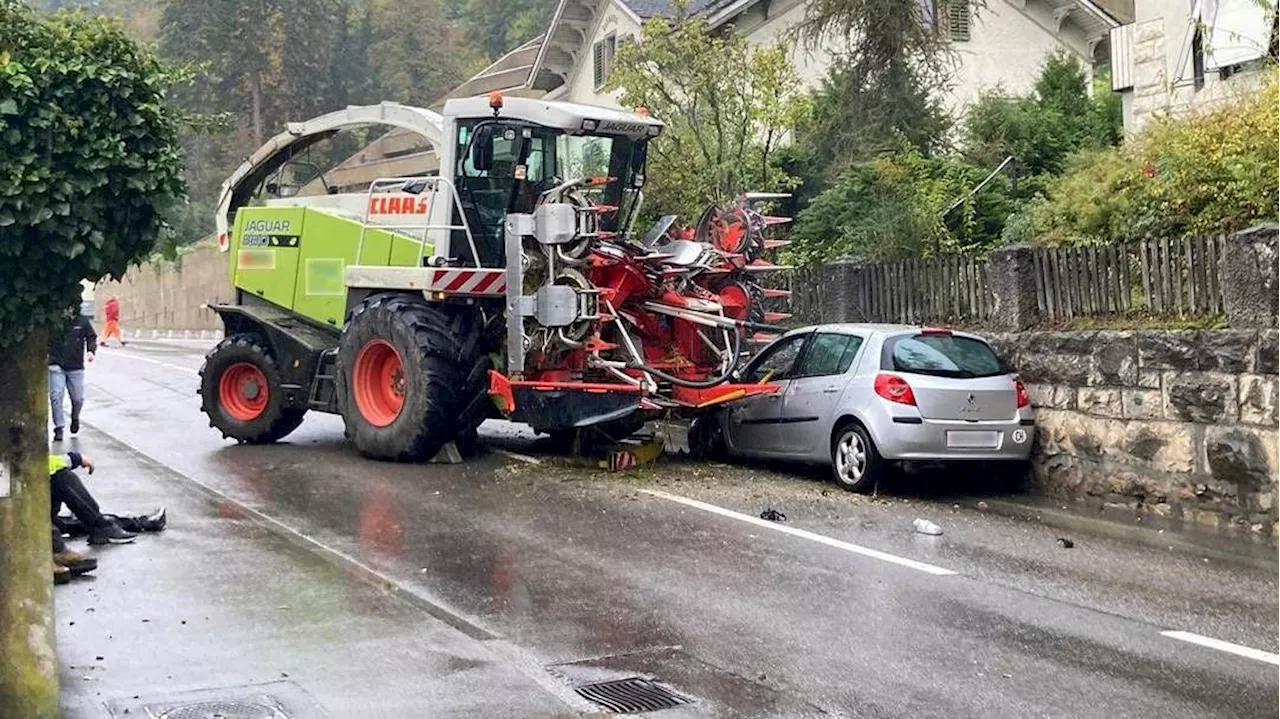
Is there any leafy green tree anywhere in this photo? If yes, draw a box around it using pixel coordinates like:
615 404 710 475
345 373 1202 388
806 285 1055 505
0 3 185 713
366 0 475 106
963 51 1121 187
791 0 959 183
445 0 555 60
606 8 810 221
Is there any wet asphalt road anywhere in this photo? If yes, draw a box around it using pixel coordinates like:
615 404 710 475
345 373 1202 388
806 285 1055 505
75 339 1278 718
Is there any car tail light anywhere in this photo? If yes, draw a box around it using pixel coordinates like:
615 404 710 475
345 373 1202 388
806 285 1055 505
1015 379 1030 408
874 373 917 406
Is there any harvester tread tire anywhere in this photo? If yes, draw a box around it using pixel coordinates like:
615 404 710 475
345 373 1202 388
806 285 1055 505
199 334 306 444
455 353 494 442
336 294 481 462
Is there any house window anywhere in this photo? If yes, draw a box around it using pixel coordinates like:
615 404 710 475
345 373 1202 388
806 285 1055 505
593 34 617 90
1192 25 1206 89
918 0 937 28
947 0 971 41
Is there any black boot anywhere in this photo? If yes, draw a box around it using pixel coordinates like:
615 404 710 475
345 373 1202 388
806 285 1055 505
88 519 137 545
137 507 167 532
114 508 166 533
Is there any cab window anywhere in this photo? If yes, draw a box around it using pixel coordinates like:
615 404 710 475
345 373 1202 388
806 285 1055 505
743 334 808 383
452 122 555 267
796 333 863 377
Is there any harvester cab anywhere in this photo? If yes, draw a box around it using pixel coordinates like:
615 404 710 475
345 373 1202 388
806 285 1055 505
201 97 791 462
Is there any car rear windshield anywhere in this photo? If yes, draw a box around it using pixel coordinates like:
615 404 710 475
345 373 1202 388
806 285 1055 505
883 334 1005 378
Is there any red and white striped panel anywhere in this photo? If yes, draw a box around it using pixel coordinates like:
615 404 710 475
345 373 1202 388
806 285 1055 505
428 268 507 296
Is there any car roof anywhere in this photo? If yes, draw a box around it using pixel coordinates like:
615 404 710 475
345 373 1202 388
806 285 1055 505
784 323 986 339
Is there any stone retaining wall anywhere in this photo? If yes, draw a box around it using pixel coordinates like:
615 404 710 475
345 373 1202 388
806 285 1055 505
93 240 231 332
989 329 1279 535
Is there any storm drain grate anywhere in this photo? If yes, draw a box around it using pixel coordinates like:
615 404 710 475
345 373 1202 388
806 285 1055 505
574 677 692 714
157 700 287 719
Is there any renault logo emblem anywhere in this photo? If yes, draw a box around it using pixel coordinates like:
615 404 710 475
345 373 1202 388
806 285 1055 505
966 393 976 405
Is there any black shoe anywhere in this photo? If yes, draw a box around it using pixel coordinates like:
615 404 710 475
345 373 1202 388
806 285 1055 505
53 564 72 585
70 417 80 435
55 514 87 537
138 507 166 532
52 428 64 442
88 520 137 545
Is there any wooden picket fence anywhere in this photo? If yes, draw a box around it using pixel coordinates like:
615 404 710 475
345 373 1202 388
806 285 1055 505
793 235 1227 326
849 254 993 324
1031 236 1224 320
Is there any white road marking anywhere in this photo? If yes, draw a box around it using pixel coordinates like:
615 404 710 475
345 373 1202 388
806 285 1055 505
1160 631 1280 666
639 488 957 576
99 350 198 374
494 449 543 465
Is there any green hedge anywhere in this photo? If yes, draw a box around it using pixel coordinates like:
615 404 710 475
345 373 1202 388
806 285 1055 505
1009 69 1279 246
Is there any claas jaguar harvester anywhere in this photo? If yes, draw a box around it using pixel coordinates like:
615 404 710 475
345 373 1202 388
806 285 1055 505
200 94 791 461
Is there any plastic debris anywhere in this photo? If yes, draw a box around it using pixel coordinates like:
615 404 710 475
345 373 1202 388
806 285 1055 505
913 518 943 536
759 508 786 522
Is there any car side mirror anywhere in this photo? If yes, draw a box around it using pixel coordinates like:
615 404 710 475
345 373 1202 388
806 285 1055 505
631 142 648 188
472 124 494 172
402 178 428 195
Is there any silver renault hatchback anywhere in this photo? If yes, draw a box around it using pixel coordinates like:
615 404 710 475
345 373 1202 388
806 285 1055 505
697 324 1036 492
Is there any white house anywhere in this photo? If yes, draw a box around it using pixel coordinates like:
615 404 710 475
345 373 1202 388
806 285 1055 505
1109 0 1278 133
529 0 1123 114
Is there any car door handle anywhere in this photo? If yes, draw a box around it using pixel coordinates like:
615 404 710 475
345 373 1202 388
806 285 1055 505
822 386 840 394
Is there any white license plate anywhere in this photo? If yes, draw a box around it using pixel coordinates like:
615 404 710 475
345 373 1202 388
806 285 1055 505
946 430 1000 449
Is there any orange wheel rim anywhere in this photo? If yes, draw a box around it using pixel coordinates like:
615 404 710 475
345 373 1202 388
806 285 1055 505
219 362 269 421
718 283 749 320
353 339 405 427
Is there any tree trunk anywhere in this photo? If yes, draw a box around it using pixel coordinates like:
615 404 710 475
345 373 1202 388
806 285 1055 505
251 72 264 147
0 330 58 717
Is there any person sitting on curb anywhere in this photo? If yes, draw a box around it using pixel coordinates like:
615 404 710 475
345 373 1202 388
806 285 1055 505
49 452 166 548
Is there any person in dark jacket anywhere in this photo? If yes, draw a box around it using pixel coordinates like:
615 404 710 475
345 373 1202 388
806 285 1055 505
48 306 97 441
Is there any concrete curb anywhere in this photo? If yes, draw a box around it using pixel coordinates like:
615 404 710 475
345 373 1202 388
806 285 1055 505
958 496 1279 572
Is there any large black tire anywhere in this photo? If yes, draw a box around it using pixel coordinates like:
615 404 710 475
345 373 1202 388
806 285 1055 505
336 294 483 462
199 334 306 444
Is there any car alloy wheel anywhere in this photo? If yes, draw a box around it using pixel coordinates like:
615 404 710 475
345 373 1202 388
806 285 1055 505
835 430 867 485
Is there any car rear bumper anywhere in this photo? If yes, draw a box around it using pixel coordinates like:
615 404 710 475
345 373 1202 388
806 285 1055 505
871 416 1036 461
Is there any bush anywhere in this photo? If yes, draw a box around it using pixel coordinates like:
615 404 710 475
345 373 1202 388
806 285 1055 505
788 146 1013 264
1024 69 1279 245
963 52 1121 184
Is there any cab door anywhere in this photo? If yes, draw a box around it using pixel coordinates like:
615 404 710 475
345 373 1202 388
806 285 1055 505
775 332 865 458
724 332 811 457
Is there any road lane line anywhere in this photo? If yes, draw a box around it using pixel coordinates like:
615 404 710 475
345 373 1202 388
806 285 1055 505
98 350 199 374
638 488 957 576
1160 631 1280 666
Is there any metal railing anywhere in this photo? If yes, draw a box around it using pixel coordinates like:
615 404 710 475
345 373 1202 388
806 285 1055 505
356 176 480 268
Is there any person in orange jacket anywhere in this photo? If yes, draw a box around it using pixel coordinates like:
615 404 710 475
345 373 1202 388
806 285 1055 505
101 295 127 347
